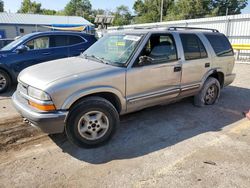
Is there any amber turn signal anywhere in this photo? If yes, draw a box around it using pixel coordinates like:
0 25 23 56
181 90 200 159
28 101 56 111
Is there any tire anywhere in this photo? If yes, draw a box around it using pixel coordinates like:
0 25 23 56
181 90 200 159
0 70 11 93
65 96 119 148
194 77 221 107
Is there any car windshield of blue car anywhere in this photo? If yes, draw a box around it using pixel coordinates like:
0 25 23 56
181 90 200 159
82 34 143 66
1 33 34 51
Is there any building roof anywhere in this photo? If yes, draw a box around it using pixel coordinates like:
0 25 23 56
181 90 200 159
0 12 93 26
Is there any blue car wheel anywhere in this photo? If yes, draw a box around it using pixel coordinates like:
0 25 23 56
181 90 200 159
0 70 11 93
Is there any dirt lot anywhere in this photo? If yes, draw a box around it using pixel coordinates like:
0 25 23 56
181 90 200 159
0 63 250 188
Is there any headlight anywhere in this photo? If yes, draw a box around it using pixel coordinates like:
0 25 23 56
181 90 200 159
28 86 51 101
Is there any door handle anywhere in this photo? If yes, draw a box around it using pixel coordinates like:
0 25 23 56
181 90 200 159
42 52 51 55
174 66 182 72
205 63 210 68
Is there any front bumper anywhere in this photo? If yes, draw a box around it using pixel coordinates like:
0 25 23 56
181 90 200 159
224 73 236 87
12 92 67 134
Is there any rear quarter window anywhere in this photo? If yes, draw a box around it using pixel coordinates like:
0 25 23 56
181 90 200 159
205 34 234 57
69 35 86 45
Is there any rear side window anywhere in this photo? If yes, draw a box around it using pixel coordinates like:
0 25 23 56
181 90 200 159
180 34 208 60
50 35 68 47
205 34 233 57
69 35 86 45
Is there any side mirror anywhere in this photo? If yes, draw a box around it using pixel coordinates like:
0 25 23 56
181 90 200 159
16 45 28 54
138 55 154 66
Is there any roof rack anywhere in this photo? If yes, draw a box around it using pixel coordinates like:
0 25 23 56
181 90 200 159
167 27 219 33
133 26 160 30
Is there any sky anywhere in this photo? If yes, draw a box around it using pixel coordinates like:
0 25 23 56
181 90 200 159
3 0 250 14
242 0 250 14
4 0 135 13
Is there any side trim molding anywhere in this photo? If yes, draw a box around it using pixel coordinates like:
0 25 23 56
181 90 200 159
181 83 201 91
128 88 180 103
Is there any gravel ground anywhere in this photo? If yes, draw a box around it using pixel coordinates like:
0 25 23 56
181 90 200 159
0 63 250 188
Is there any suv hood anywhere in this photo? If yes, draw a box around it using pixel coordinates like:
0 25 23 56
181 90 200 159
19 57 112 89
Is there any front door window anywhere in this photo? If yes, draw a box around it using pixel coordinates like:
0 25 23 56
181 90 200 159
25 37 50 50
136 34 178 66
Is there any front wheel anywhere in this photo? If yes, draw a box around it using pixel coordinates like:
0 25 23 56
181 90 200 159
65 97 119 148
194 77 221 107
0 70 11 93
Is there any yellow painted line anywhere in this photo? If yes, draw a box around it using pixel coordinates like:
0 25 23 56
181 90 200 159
232 44 250 50
229 119 250 134
233 47 250 50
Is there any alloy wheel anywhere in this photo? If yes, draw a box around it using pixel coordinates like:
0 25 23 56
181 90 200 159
0 73 7 91
77 111 109 140
204 84 218 105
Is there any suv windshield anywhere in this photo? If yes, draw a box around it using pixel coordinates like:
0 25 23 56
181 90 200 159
82 34 143 66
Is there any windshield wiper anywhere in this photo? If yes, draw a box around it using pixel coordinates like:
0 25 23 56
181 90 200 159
83 54 125 67
108 61 125 67
83 54 106 64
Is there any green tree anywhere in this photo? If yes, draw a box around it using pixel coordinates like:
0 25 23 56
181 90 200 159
55 10 66 16
18 0 42 14
133 0 248 23
133 0 175 23
113 5 132 26
167 0 212 20
133 0 146 17
211 0 248 16
41 9 57 15
0 0 4 12
18 0 58 15
64 0 92 19
91 8 106 16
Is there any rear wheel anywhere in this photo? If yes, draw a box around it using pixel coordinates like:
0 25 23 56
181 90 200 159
204 84 219 105
0 70 11 93
194 77 220 107
65 97 119 148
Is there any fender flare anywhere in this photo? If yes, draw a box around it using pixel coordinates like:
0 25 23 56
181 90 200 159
200 68 224 89
61 86 127 113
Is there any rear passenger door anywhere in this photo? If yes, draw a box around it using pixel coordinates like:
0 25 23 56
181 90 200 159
49 35 69 60
68 35 87 56
179 33 210 89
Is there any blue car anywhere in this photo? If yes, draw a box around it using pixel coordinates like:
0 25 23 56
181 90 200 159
0 31 97 93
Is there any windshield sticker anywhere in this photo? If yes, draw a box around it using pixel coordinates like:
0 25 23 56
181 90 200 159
116 42 125 46
123 35 141 42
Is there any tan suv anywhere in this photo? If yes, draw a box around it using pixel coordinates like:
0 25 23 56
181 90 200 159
12 27 235 147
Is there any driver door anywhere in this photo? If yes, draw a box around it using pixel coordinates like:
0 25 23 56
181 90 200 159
126 33 182 112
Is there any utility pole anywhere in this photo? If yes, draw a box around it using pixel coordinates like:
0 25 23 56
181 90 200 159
160 0 164 22
225 7 229 37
